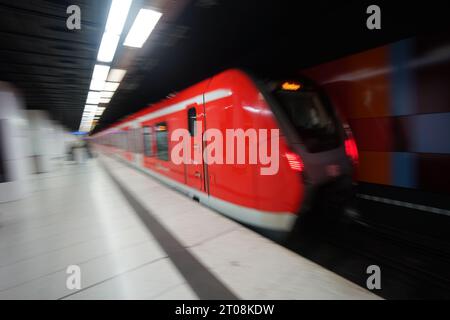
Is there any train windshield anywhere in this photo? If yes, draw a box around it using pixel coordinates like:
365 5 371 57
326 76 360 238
269 81 340 153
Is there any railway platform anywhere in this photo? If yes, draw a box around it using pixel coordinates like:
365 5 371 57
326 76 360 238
0 155 379 300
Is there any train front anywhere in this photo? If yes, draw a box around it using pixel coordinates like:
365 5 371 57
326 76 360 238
258 76 359 226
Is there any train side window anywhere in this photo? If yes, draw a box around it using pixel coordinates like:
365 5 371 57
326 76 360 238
143 126 153 157
187 107 196 136
155 122 169 161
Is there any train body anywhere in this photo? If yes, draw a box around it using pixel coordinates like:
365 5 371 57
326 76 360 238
93 69 358 232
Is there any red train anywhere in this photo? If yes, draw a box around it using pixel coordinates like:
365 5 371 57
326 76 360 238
93 69 358 233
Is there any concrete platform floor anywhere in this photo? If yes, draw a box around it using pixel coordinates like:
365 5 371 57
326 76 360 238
0 155 380 300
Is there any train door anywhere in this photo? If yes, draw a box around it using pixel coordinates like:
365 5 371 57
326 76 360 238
185 103 205 192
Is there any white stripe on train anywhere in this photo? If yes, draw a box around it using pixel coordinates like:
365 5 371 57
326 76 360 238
109 153 297 232
100 89 233 134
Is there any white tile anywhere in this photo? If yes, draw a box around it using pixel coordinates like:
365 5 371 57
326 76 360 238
0 225 155 291
66 259 194 300
0 160 190 299
102 155 379 300
155 283 198 300
0 241 168 299
0 155 381 300
189 228 380 300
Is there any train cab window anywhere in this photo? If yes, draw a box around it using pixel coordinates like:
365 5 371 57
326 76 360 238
155 122 169 161
270 81 340 153
187 107 197 136
143 126 153 157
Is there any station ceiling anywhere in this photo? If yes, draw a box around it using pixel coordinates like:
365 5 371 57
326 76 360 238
0 0 447 132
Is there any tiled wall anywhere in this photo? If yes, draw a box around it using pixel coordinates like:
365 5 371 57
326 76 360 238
303 33 450 194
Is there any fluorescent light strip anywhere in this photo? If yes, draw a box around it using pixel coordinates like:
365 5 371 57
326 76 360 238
97 32 120 63
99 98 111 104
81 0 134 131
105 0 133 35
90 79 105 91
87 91 101 100
92 64 110 80
86 91 101 105
124 9 162 48
100 91 114 98
97 0 132 63
103 81 120 92
107 69 127 82
84 104 98 111
90 64 110 90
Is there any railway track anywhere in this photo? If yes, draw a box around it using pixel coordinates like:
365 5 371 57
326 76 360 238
284 198 450 299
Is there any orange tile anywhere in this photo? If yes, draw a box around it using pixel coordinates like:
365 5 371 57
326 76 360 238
356 151 391 185
304 46 391 119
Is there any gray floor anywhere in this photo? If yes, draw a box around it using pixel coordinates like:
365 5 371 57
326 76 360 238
0 156 380 300
0 160 196 299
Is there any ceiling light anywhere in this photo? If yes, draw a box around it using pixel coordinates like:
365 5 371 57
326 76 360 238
92 64 110 80
86 91 101 104
107 69 127 82
124 9 162 48
97 32 120 63
90 78 106 91
101 91 114 98
84 104 98 112
87 91 101 100
105 0 133 35
103 81 120 92
79 0 133 130
99 98 111 104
